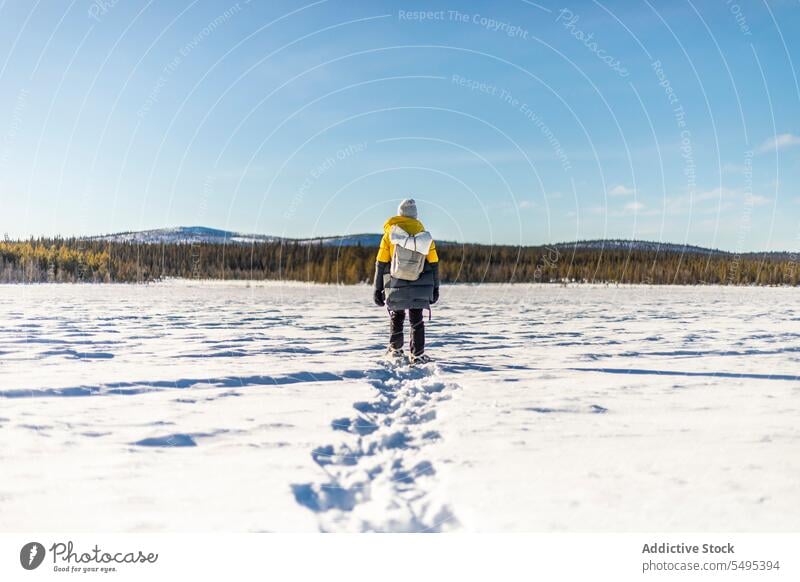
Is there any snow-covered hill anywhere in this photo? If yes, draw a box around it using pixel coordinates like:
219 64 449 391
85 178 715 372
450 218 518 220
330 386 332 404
95 227 712 253
89 227 793 258
91 226 380 247
554 240 796 259
301 233 383 247
553 239 726 255
92 226 279 245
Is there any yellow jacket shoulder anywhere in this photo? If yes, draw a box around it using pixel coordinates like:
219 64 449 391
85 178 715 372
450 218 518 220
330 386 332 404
376 216 438 263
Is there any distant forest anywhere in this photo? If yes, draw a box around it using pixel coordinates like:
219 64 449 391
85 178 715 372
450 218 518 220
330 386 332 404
1 238 798 285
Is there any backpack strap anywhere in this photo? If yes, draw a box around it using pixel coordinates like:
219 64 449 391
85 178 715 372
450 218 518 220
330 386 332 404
389 226 433 255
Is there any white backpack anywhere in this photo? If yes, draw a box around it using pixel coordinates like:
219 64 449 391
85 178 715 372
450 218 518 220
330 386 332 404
388 225 434 281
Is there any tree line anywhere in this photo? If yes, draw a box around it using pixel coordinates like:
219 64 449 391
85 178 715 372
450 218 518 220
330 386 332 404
0 238 798 285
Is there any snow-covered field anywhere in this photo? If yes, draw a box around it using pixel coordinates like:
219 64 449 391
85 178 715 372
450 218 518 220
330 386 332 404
1 281 798 532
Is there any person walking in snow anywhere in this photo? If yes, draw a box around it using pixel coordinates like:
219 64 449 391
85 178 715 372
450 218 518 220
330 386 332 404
373 198 439 364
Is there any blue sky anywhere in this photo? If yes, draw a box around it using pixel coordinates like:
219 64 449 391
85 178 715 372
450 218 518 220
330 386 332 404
1 0 798 250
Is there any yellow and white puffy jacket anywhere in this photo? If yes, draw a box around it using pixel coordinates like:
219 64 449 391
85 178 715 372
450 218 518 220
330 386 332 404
375 215 439 311
376 216 439 264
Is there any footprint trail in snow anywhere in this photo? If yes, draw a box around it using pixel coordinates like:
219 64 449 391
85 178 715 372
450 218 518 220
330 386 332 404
292 360 459 532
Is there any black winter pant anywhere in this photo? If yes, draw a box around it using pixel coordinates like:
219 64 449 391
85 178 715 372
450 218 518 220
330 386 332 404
389 309 424 356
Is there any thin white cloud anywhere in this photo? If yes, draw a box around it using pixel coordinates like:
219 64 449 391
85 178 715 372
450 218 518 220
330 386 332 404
609 184 634 196
758 133 800 153
661 187 769 215
722 162 745 174
744 194 770 207
624 201 645 211
693 187 732 202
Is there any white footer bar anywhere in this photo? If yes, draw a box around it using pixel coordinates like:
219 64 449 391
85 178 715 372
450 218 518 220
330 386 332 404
1 533 797 581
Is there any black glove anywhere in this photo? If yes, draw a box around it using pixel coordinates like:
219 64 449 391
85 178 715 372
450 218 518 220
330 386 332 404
431 262 440 305
373 261 388 307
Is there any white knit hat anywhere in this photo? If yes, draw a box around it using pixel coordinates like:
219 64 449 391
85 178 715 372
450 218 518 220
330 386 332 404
397 198 418 218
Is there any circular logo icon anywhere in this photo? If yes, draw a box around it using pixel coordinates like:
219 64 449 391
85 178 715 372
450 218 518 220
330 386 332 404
20 542 46 570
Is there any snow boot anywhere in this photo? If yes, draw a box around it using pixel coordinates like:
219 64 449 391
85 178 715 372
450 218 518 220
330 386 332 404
409 352 432 365
384 347 407 365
